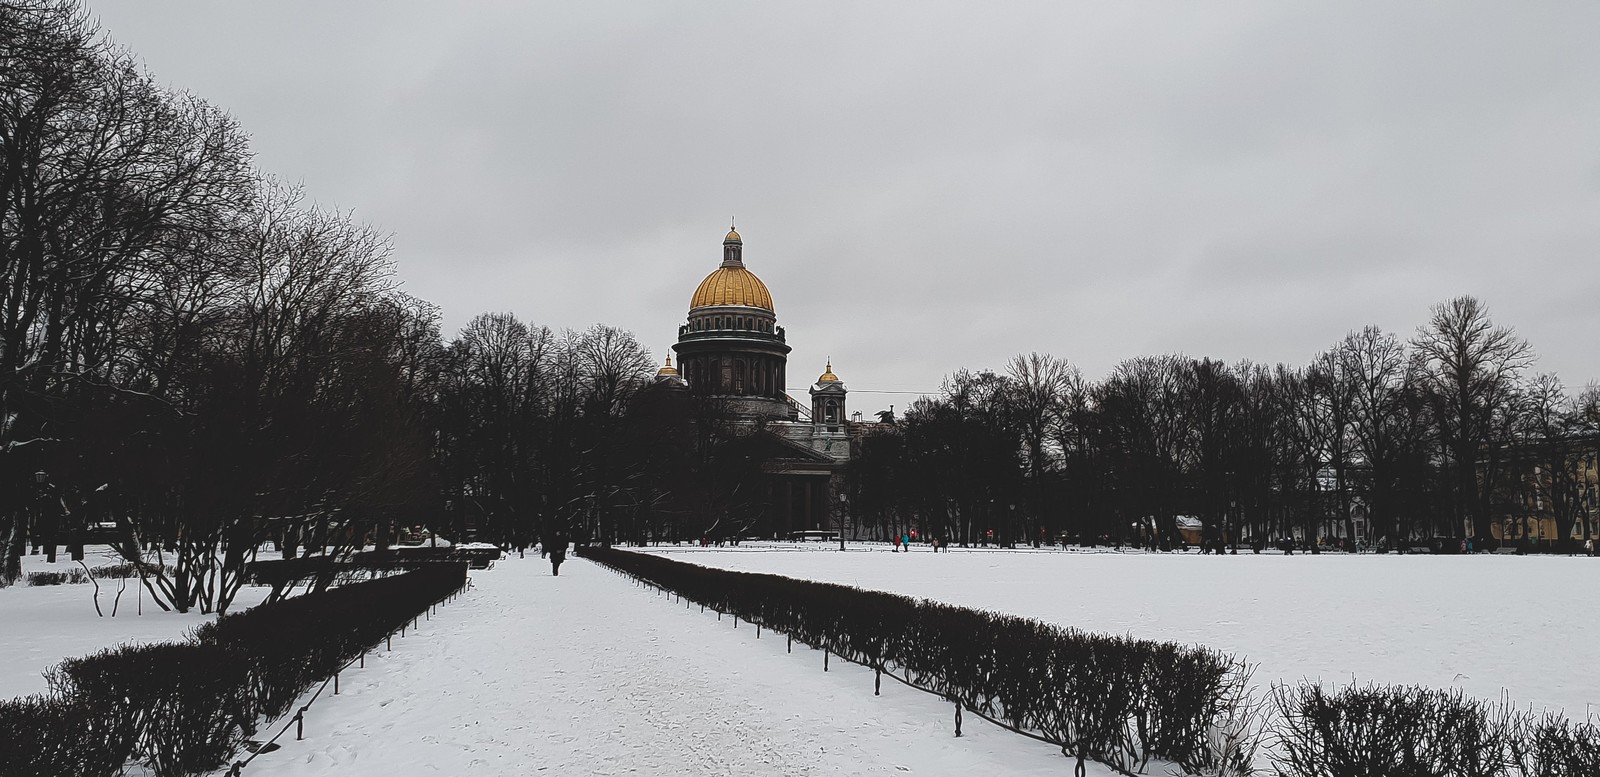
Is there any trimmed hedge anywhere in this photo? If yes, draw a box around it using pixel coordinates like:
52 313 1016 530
578 546 1254 776
49 642 253 776
25 563 170 586
0 696 127 777
248 547 499 594
198 561 470 720
2 562 467 777
1274 683 1600 777
582 547 1600 777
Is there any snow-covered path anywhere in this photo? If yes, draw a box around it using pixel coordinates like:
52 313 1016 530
231 554 1101 776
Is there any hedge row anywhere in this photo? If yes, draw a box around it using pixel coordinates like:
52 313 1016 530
0 562 468 777
24 562 167 586
578 546 1254 776
248 546 499 593
1276 683 1600 777
580 547 1600 777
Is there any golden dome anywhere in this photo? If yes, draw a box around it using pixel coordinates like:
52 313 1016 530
724 228 741 243
657 355 679 377
817 360 840 383
690 266 773 310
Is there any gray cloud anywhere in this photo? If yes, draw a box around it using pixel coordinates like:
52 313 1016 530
86 1 1600 408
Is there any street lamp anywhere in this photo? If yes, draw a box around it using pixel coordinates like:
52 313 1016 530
838 493 848 552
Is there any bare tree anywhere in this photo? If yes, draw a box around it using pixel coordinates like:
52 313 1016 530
1411 296 1534 541
1006 352 1081 544
1517 374 1589 551
1092 355 1194 549
1338 326 1414 546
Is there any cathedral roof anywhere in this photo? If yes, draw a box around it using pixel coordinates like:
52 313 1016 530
690 267 774 311
691 226 773 311
817 360 840 383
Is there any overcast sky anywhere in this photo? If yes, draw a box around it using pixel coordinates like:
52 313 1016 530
83 1 1599 413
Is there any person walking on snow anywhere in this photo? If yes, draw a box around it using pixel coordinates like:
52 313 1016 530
547 533 569 575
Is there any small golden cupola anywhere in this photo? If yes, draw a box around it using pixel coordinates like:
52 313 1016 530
810 358 847 426
657 354 679 378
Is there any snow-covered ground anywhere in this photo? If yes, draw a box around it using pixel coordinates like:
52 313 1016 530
1 547 270 699
9 544 1591 775
643 543 1600 720
215 553 1117 777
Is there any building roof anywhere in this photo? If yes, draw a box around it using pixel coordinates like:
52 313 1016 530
690 266 774 311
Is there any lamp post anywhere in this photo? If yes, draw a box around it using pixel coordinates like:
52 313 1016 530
838 493 848 552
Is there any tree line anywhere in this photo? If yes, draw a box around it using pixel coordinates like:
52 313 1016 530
848 299 1600 553
6 1 1597 618
0 2 671 610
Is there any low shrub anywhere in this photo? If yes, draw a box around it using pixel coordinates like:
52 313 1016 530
199 561 469 718
1533 714 1600 777
25 568 87 586
23 563 166 586
6 562 468 777
1270 681 1600 777
578 546 1253 776
88 562 146 579
50 642 254 777
0 696 127 777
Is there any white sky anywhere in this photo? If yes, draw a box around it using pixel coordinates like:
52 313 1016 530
83 1 1600 413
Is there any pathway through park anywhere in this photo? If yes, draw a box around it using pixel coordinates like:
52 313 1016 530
230 553 1102 776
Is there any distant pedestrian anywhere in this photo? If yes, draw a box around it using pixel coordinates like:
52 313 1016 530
901 533 911 550
548 533 569 576
892 534 901 552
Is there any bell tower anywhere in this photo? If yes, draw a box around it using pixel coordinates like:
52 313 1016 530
810 360 847 432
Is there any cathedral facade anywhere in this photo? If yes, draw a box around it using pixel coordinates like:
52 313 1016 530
653 227 853 538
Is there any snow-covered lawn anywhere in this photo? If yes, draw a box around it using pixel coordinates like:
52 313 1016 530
643 544 1600 720
215 553 1117 777
9 544 1591 774
1 547 270 699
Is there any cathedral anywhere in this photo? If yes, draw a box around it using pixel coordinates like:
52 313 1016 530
649 226 854 538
